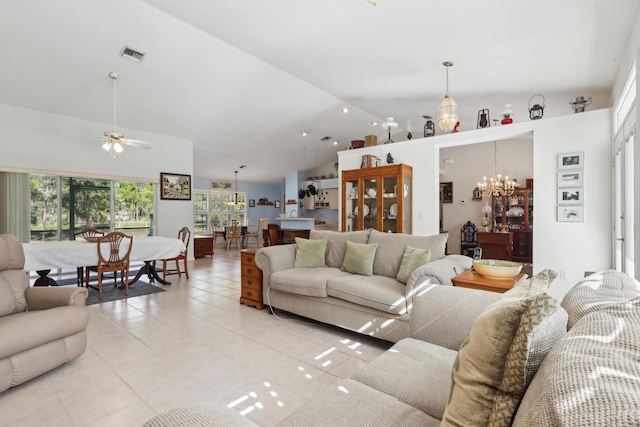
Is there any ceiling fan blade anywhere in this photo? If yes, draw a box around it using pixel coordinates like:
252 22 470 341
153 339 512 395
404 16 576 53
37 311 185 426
121 137 152 149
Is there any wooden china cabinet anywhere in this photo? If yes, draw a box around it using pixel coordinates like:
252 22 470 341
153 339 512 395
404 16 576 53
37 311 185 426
342 164 412 233
492 184 533 263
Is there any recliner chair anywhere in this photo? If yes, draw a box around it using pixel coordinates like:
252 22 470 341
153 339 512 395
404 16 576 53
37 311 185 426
0 234 89 393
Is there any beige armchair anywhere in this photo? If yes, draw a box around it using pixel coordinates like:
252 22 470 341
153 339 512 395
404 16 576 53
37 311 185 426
0 234 89 393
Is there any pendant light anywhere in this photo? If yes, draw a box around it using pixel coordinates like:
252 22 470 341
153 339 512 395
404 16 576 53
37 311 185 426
228 170 245 206
437 61 458 132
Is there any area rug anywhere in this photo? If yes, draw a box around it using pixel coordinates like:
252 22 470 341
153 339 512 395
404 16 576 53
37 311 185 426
85 282 166 306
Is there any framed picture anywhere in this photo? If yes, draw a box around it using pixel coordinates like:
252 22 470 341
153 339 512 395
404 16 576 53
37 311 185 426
248 199 255 207
274 201 281 208
557 170 583 187
160 172 191 200
557 152 584 169
557 206 584 222
557 187 583 205
440 182 453 203
211 181 232 190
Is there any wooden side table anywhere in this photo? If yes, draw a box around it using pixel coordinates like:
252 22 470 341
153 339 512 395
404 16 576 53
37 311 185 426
452 269 528 293
194 235 214 258
240 248 264 309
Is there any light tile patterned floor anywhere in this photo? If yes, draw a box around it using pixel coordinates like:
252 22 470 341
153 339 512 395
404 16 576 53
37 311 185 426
0 249 392 427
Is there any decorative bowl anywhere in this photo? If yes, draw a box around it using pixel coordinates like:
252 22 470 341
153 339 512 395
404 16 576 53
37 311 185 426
472 259 523 280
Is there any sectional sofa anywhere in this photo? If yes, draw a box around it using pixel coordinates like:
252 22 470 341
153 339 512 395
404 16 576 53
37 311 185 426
143 269 640 426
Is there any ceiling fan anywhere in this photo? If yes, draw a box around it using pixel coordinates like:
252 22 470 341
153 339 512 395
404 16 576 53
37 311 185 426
101 71 152 157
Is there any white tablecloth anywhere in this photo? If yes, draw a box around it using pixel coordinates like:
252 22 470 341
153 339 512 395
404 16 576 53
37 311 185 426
23 236 185 271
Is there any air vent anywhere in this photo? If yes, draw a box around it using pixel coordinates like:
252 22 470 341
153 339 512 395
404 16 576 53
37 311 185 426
120 45 146 62
321 136 331 141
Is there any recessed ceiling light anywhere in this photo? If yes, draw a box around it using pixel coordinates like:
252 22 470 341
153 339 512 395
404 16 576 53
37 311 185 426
371 121 378 126
301 132 308 136
333 141 338 145
342 107 349 113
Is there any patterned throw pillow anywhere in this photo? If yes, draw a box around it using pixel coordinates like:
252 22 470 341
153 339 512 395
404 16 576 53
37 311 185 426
442 269 567 427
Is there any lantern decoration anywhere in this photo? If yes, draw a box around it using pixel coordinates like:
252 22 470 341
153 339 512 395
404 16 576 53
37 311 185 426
528 94 545 120
570 96 592 113
423 115 436 137
381 117 398 143
501 104 514 125
477 109 490 128
437 61 459 132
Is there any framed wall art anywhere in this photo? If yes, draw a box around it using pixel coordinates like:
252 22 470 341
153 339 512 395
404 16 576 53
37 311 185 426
557 170 584 187
211 181 232 190
440 182 453 203
557 187 583 205
557 152 584 169
557 206 584 222
249 199 255 207
160 172 192 200
274 201 281 208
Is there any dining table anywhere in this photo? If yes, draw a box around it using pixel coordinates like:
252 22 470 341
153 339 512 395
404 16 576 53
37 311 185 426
23 236 186 286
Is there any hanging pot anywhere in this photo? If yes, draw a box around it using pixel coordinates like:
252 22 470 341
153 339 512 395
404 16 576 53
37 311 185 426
298 189 306 199
308 184 317 196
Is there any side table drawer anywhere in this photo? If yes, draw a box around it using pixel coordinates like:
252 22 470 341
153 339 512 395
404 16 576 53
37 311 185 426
241 252 256 265
241 264 261 278
242 275 261 291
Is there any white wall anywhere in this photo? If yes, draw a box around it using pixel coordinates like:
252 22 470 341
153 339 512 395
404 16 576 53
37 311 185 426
339 109 612 300
0 103 194 240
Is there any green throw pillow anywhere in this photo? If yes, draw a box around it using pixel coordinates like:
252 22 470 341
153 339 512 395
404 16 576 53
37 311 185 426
396 246 431 284
341 241 378 276
294 238 327 268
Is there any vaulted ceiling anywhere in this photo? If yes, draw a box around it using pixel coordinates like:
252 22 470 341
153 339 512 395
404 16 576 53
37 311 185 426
0 0 636 182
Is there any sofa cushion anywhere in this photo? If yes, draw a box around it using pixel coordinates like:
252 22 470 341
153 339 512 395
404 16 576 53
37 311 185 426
354 337 456 420
341 241 378 276
513 298 640 426
278 378 441 427
294 237 327 268
270 267 351 297
327 274 407 315
367 230 447 278
309 229 370 268
442 269 566 427
396 246 431 284
561 269 640 328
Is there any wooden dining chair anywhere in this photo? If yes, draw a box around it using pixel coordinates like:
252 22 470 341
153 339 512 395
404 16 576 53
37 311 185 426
244 219 265 247
160 226 190 280
73 228 105 287
85 232 133 300
267 223 283 246
211 219 226 248
226 220 242 250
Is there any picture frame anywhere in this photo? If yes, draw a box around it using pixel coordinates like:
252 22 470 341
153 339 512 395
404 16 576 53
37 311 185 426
274 201 281 208
557 170 583 187
440 182 453 203
557 187 583 205
160 172 191 200
211 181 232 190
248 199 255 207
557 206 584 222
557 152 584 170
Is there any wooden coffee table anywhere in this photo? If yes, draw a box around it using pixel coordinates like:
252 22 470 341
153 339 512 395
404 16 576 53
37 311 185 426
452 269 528 293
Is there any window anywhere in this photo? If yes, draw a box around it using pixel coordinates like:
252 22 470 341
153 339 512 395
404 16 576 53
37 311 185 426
29 174 154 241
193 190 247 233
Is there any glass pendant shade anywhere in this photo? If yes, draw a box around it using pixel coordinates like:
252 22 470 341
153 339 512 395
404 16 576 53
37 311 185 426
437 96 458 132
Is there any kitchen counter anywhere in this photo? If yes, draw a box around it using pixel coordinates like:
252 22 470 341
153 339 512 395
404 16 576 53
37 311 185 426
275 217 315 230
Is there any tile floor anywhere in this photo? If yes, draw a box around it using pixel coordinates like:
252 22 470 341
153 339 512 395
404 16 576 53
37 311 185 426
0 249 392 427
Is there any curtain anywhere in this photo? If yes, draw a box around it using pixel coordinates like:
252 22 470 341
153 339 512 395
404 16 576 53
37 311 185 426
0 172 30 242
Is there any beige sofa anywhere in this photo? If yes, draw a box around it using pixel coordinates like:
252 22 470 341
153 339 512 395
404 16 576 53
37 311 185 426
0 234 90 393
254 229 471 342
144 269 640 426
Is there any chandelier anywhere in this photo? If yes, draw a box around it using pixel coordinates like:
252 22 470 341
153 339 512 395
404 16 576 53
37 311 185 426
228 169 246 206
478 141 515 198
437 61 458 132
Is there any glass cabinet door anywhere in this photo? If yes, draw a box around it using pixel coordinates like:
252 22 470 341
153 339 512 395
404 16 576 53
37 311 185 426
381 176 398 233
345 178 359 231
362 177 378 230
